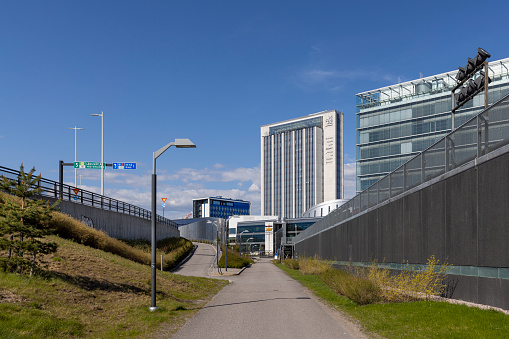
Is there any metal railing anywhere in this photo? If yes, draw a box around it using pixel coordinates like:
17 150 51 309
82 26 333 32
0 166 178 229
295 93 509 243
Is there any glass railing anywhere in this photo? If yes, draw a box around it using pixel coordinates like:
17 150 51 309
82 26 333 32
295 93 509 243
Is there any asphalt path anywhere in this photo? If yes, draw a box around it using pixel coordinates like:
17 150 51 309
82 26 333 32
171 242 217 277
171 255 367 338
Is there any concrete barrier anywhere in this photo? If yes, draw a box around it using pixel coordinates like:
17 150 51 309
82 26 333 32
49 198 179 240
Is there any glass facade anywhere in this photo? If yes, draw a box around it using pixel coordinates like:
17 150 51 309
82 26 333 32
193 197 251 219
356 58 509 193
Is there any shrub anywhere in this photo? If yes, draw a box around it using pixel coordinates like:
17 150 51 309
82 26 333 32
282 258 299 270
217 246 251 268
321 268 381 305
365 256 450 302
298 255 332 275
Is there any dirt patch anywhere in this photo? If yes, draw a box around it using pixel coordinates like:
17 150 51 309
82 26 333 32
0 289 27 303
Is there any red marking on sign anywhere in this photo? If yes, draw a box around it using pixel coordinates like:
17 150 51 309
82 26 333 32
161 198 167 203
73 188 80 195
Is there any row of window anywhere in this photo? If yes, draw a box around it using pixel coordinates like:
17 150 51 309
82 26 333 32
358 116 450 144
358 98 451 129
358 133 443 161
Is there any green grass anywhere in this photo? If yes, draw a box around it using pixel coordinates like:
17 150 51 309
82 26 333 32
217 246 252 269
275 263 509 338
0 194 228 338
0 237 228 338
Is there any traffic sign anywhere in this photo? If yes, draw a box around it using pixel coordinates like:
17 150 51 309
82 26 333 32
162 203 166 208
161 198 167 203
74 162 105 169
73 188 80 195
112 162 137 170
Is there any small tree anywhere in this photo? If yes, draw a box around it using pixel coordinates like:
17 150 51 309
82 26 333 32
0 164 58 275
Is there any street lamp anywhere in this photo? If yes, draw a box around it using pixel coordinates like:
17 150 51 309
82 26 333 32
239 230 248 257
68 126 84 187
90 112 104 195
150 138 196 312
246 238 254 256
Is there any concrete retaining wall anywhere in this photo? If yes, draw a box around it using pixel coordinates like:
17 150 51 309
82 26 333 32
50 198 179 240
295 147 509 310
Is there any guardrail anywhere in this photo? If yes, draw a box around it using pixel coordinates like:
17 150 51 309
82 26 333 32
0 166 178 229
295 92 509 243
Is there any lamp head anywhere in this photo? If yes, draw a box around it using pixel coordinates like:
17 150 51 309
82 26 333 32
474 47 491 67
456 66 467 82
465 57 476 75
174 138 197 148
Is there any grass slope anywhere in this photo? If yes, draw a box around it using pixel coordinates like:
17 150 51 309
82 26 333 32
276 263 509 338
0 235 228 338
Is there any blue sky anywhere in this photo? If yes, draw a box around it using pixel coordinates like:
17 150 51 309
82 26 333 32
2 0 509 219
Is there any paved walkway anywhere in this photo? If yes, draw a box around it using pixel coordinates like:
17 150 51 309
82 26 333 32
171 243 217 277
171 254 367 338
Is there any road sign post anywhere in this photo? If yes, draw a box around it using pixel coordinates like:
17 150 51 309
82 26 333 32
161 198 167 218
112 162 137 170
74 162 105 169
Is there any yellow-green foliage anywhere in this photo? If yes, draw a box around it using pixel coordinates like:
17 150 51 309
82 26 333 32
365 255 450 302
51 212 150 264
321 268 381 305
298 254 333 275
50 212 193 270
282 258 299 270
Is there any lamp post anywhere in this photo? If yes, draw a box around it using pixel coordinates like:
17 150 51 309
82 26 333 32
239 230 248 257
90 112 104 195
68 126 84 187
150 138 196 312
247 238 254 256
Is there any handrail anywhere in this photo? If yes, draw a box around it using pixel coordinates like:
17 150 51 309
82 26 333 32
0 166 178 229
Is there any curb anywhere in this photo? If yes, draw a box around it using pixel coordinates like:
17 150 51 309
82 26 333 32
170 245 198 272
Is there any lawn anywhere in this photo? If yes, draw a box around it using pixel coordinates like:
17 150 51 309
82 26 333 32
276 263 509 338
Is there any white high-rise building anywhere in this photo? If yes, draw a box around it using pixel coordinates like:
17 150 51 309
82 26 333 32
261 110 344 219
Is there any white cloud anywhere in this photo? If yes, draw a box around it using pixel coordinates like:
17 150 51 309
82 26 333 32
78 163 263 219
248 183 260 192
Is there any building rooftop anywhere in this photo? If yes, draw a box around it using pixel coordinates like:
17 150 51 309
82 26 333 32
356 58 509 112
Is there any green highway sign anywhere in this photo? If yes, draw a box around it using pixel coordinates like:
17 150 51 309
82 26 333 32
74 162 105 169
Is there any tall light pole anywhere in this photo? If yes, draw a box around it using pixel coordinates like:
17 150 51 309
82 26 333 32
239 230 248 257
91 112 104 195
150 138 196 312
68 126 84 187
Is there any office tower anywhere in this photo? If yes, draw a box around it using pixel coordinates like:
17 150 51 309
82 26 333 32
356 57 509 193
261 110 344 219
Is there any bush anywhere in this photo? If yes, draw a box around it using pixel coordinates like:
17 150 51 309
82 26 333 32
298 255 332 275
282 258 299 270
217 246 251 269
365 256 450 302
321 268 381 305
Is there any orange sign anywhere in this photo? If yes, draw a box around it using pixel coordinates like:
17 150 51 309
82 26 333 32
161 198 167 203
73 188 80 195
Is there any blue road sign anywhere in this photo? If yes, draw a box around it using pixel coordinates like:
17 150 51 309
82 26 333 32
162 203 166 208
113 162 137 170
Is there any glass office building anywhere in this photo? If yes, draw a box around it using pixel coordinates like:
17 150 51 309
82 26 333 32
261 110 344 219
356 57 509 193
192 196 250 219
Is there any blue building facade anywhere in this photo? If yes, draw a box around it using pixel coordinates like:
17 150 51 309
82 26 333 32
192 196 250 219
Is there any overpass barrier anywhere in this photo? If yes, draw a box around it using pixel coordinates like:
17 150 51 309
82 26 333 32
0 165 177 230
295 93 509 243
